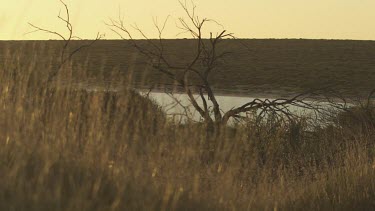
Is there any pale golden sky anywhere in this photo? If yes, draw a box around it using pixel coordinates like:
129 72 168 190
1 0 375 40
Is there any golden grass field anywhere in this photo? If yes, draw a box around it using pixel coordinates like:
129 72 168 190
1 40 375 210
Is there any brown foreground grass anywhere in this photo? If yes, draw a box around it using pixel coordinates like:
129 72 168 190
1 45 375 210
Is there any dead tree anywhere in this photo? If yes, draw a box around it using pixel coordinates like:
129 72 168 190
26 0 103 82
107 0 325 132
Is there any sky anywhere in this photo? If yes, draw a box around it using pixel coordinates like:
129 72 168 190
1 0 375 40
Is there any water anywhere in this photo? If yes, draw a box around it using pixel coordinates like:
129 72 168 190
143 91 333 123
62 81 348 123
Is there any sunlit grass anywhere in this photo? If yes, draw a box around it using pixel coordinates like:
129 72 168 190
0 44 375 210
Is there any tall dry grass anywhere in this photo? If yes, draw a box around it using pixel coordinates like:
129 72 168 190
0 44 375 210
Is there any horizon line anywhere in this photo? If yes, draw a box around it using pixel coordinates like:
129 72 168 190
1 38 375 42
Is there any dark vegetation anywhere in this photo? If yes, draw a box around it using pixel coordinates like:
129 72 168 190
2 39 375 97
1 40 375 211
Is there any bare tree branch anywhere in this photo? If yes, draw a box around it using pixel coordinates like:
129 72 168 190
108 0 330 132
27 0 103 82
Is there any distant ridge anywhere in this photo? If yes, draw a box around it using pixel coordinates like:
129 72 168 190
2 39 375 97
2 38 375 42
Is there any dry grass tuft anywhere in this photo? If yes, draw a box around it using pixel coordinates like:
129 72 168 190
1 45 375 210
